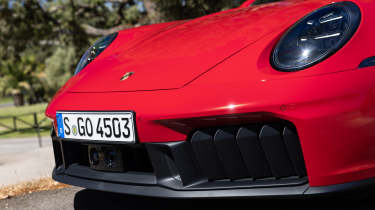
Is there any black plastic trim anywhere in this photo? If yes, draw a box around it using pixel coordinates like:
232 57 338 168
305 177 375 195
359 56 375 69
53 168 375 198
65 163 156 185
190 130 226 180
53 168 309 198
259 125 295 178
282 127 307 177
236 126 273 179
213 128 249 180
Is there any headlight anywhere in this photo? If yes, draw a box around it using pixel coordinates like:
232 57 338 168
74 33 118 75
271 2 361 72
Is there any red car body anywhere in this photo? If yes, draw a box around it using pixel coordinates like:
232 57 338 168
46 0 375 197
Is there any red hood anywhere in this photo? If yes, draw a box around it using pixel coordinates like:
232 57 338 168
69 0 329 93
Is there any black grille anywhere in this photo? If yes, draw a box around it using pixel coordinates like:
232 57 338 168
52 122 307 190
189 124 307 182
122 145 154 173
54 139 154 173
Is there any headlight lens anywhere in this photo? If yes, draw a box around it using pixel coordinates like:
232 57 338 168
74 33 118 75
271 2 361 72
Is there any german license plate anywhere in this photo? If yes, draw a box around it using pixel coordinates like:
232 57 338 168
56 112 136 143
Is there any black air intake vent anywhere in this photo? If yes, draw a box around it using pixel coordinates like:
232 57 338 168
190 124 307 182
52 121 308 191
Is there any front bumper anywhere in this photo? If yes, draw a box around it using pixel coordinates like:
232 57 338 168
52 120 314 198
52 135 375 199
51 119 375 198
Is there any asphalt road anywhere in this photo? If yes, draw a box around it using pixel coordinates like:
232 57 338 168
0 187 80 210
0 137 51 157
2 187 375 210
0 103 13 108
0 137 53 186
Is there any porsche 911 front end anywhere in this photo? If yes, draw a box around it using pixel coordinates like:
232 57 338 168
46 0 375 198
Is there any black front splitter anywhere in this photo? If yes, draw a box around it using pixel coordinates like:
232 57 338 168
53 168 375 199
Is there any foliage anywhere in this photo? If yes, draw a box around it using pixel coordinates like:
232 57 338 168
0 54 46 104
151 0 246 21
252 0 281 6
0 0 56 60
44 46 76 98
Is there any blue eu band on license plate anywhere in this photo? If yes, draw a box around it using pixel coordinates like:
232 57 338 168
56 113 65 138
56 112 136 143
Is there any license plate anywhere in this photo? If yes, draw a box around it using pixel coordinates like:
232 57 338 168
56 112 136 143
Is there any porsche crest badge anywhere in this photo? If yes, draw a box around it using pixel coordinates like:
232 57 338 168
120 72 134 81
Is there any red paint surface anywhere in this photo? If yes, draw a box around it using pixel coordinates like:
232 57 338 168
240 0 256 8
46 0 375 188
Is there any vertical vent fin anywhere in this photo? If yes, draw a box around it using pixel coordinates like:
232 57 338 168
259 125 295 179
282 127 307 177
191 131 226 180
236 127 273 179
187 123 307 182
213 129 249 180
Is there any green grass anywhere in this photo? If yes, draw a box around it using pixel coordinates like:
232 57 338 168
0 103 51 139
0 103 47 117
0 96 13 105
0 128 50 139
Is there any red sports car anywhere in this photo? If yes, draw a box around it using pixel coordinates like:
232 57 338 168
46 0 375 198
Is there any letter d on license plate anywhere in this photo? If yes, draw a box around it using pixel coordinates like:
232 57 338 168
56 112 136 143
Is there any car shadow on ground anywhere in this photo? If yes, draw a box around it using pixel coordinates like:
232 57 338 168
74 189 375 210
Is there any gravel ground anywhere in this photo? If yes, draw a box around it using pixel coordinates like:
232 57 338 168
2 187 375 210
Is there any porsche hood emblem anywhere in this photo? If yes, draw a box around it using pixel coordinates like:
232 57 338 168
120 72 134 81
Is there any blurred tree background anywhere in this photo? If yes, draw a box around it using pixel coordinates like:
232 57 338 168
0 0 277 106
